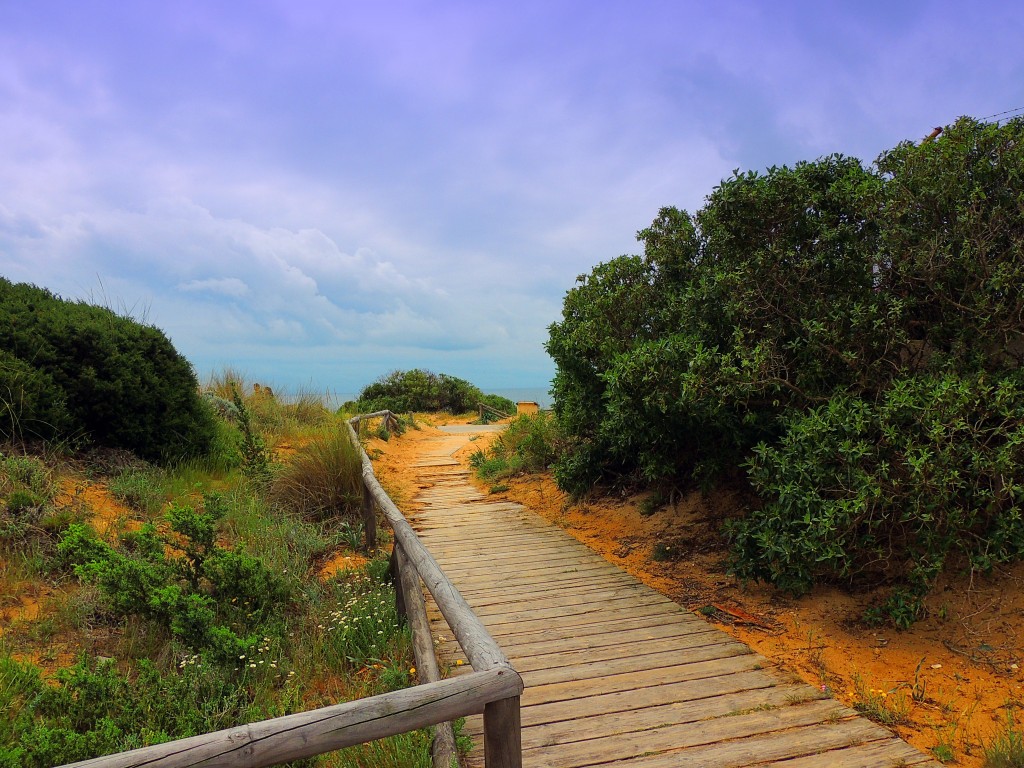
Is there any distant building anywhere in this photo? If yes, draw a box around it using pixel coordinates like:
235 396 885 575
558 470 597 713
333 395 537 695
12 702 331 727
516 401 540 415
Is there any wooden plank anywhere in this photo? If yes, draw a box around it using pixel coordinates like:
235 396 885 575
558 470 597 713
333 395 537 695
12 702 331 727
467 592 672 626
518 641 752 688
450 562 638 592
468 617 718 655
521 652 760 708
464 583 666 614
437 556 633 581
431 611 712 658
452 571 642 603
758 738 935 767
435 613 714 658
480 600 701 638
520 665 787 727
425 542 601 567
506 684 825 748
462 682 823 740
520 699 853 768
438 567 627 593
509 632 746 674
601 717 903 768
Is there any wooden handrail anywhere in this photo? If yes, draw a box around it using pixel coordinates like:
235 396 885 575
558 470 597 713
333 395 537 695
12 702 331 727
59 411 523 768
62 668 520 768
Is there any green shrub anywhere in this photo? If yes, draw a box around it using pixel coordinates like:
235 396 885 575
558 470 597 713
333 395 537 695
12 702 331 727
355 369 511 414
470 413 562 482
230 385 271 484
547 116 1024 619
0 279 216 462
0 453 58 538
730 372 1024 624
0 652 254 768
58 496 291 663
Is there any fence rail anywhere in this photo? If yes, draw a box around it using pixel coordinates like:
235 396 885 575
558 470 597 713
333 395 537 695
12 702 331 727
60 411 523 768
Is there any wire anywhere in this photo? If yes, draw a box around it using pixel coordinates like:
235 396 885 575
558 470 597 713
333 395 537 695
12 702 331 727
977 105 1024 122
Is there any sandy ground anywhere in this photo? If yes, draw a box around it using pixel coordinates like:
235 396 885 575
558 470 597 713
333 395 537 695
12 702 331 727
370 418 1024 767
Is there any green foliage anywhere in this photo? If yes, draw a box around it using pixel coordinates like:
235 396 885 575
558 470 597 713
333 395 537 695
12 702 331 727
470 413 563 482
355 369 511 414
0 278 216 462
269 428 362 522
58 496 291 664
0 652 255 768
318 567 404 668
548 116 1024 621
731 372 1024 622
230 385 271 484
3 437 425 767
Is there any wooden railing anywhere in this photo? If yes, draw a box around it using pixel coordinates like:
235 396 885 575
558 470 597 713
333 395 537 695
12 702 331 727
60 411 523 768
476 403 511 422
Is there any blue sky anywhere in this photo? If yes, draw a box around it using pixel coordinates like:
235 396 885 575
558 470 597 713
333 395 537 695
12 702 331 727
2 1 1022 396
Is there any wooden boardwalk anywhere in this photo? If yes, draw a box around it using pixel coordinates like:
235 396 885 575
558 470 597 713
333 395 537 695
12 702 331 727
407 426 938 768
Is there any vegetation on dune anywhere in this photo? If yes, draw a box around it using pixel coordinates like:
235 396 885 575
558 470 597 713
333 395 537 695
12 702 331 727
544 116 1024 625
0 372 431 767
352 368 514 415
0 278 216 463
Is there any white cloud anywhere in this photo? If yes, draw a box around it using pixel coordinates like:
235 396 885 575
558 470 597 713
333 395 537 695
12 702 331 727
178 277 250 298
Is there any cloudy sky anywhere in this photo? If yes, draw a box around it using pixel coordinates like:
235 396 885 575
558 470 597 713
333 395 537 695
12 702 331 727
2 1 1022 397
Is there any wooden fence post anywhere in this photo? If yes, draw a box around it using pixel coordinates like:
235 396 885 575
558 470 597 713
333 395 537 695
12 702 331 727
361 482 376 552
483 695 522 768
389 544 407 622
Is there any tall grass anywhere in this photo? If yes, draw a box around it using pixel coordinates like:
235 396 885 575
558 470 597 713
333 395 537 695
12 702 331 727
269 428 363 523
985 714 1024 768
204 369 333 441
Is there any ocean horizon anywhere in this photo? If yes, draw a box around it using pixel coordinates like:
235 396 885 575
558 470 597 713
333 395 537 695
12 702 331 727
328 384 553 410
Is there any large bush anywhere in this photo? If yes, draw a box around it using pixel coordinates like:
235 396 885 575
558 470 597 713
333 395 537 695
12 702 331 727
0 279 215 462
547 116 1024 619
355 369 514 414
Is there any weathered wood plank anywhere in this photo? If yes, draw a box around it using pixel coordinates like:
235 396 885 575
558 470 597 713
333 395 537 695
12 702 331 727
436 623 723 665
521 652 762 708
510 634 749 675
518 640 752 688
520 666 787 727
462 682 824 741
520 699 852 768
757 737 936 767
479 600 701 637
601 717 899 767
